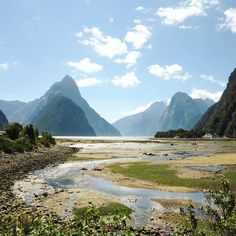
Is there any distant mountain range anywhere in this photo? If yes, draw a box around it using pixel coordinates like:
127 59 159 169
114 92 214 136
195 68 236 137
0 110 8 131
113 101 167 136
5 69 236 138
0 75 120 136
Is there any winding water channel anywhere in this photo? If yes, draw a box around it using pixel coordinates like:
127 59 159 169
30 141 205 225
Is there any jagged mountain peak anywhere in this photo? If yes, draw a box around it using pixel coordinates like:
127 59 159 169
46 75 81 98
61 75 79 89
159 91 213 131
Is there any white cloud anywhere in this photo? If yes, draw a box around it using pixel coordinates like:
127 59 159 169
114 51 141 68
0 63 9 71
179 25 199 30
125 24 152 49
134 19 142 24
190 88 222 102
200 74 226 87
109 18 114 22
219 8 236 33
67 58 103 74
76 77 105 87
112 72 141 88
76 32 83 38
136 6 145 11
148 64 191 81
121 102 153 116
156 0 219 25
77 27 127 59
179 25 193 29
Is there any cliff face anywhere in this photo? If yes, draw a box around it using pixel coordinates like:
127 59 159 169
195 68 236 137
0 110 8 130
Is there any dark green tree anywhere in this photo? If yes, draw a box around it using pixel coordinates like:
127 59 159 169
5 123 23 140
23 124 36 144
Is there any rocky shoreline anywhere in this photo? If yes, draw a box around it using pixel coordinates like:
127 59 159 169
0 145 78 218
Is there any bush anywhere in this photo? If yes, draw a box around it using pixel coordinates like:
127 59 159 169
5 123 23 140
1 124 55 153
23 124 38 145
175 178 236 235
39 132 56 147
0 204 136 235
0 136 32 153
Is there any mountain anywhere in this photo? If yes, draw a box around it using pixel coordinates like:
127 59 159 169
113 101 167 136
0 75 120 136
0 100 28 123
159 92 214 131
194 68 236 137
30 75 120 136
32 96 95 136
0 110 8 130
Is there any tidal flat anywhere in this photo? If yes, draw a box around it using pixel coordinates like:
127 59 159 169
11 138 236 229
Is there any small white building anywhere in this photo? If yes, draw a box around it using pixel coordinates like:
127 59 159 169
203 133 213 139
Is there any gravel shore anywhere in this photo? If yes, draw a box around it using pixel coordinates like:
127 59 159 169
0 145 78 217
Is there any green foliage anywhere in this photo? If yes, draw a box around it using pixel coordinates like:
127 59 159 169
38 132 56 147
0 203 137 235
175 178 236 236
74 202 132 218
195 68 236 137
23 124 38 145
0 136 24 153
0 123 55 153
5 122 23 140
155 128 206 138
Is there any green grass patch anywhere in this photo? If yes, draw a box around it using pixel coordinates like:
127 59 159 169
107 162 236 190
74 202 132 217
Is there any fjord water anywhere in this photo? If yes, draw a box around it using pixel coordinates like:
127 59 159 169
33 138 205 225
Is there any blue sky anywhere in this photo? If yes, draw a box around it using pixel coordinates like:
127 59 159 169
0 0 236 122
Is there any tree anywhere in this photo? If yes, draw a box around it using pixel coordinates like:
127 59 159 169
23 124 37 144
5 123 23 140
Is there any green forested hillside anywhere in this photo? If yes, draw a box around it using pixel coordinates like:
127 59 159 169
32 96 96 136
195 68 236 137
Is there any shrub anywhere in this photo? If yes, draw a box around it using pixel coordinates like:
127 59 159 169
39 132 56 147
0 204 136 235
175 178 236 235
0 136 33 153
5 123 23 140
23 124 38 145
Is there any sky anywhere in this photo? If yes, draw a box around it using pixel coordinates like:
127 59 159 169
0 0 236 123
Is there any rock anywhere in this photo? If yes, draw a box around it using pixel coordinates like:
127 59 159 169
81 168 88 171
93 168 102 171
143 152 155 156
42 192 48 197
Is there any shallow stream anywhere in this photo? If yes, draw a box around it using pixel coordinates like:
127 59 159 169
16 140 212 225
